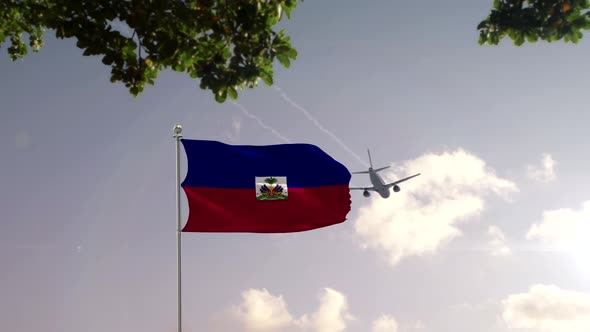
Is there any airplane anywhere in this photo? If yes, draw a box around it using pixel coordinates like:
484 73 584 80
350 149 421 198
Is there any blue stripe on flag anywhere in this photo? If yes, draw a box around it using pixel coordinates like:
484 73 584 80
181 139 351 188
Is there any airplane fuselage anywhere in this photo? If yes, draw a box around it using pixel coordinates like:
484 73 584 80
369 169 390 198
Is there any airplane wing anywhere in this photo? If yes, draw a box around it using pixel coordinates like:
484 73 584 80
349 186 376 191
385 173 421 188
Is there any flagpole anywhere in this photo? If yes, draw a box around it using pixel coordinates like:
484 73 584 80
173 124 183 332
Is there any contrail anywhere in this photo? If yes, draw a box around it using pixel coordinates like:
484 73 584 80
231 101 292 143
231 100 361 187
273 86 369 168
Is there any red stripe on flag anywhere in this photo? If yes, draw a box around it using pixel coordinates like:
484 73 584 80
181 186 351 233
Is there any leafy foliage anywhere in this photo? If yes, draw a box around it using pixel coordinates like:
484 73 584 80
0 0 302 102
478 0 590 46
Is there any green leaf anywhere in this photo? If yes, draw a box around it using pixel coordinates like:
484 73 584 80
102 54 115 65
277 54 290 68
215 89 228 103
525 32 538 43
260 71 273 85
228 86 238 99
285 48 297 59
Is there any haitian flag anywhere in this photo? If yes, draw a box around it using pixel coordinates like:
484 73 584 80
180 139 352 233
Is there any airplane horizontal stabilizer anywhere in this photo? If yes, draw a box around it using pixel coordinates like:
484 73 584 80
373 166 391 173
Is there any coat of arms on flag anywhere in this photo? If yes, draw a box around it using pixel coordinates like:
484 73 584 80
256 176 288 201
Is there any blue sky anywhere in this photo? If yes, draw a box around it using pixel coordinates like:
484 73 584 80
2 1 590 332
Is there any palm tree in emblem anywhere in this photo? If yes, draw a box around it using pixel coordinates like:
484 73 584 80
260 177 285 198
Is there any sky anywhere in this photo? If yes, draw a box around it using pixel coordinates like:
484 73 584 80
2 1 590 332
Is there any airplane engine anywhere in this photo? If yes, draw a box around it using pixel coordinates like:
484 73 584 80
363 190 370 197
393 185 400 192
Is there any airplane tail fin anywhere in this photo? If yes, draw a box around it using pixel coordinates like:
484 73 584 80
368 149 390 172
351 149 390 174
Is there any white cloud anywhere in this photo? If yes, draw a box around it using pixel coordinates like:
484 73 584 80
488 225 511 256
304 288 354 332
526 201 590 252
230 288 297 331
354 148 517 266
372 315 399 332
228 288 353 332
526 153 556 183
502 284 590 332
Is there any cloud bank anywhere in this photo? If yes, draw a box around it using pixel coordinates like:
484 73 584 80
503 284 590 332
526 200 590 251
227 288 353 332
214 288 408 332
372 315 399 332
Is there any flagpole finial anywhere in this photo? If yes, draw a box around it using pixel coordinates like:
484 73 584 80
173 124 183 137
